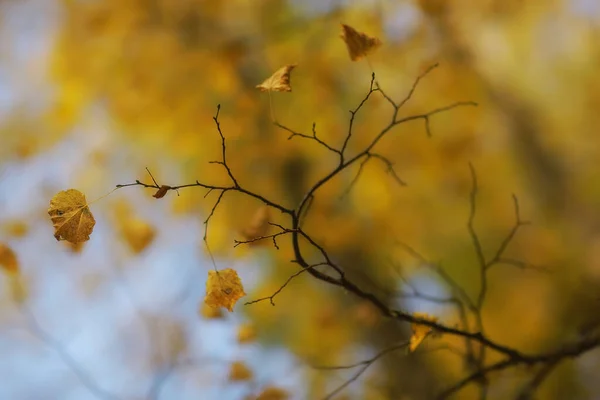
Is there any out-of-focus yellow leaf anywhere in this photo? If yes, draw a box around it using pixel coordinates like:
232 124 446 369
199 302 224 319
256 386 289 400
256 64 297 92
204 268 246 312
8 274 27 304
409 312 438 352
339 23 382 61
240 206 271 246
122 217 156 254
1 220 29 238
237 322 257 344
0 243 19 274
48 189 96 243
228 360 253 381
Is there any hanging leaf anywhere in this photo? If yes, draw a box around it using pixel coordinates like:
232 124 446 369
256 64 297 92
228 360 253 381
152 185 171 199
409 312 438 352
340 23 382 61
48 189 96 243
204 268 246 312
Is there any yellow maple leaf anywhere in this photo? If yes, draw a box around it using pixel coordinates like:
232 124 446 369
340 23 382 62
256 64 297 92
204 268 246 312
48 189 96 243
409 312 438 352
0 243 19 274
228 360 253 381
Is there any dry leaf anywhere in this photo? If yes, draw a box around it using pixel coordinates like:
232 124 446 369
409 312 438 352
48 189 96 243
256 386 289 400
204 268 246 312
228 360 253 381
0 243 19 274
152 185 171 199
240 206 270 245
199 302 224 319
340 24 382 61
256 64 297 92
237 322 257 344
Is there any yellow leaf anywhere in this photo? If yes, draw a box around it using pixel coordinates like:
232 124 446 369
256 386 289 400
237 322 257 344
228 360 253 381
204 268 246 312
0 243 19 274
48 189 96 243
122 217 156 254
256 64 297 92
240 206 270 246
1 220 29 238
409 312 438 352
340 23 382 62
199 302 224 319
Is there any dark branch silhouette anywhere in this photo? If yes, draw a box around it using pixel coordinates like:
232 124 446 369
114 68 600 400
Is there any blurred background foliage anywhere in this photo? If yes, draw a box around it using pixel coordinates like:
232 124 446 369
1 0 600 399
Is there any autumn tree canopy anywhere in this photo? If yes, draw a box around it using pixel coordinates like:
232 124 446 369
1 1 600 399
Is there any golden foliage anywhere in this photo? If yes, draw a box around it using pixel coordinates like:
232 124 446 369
256 64 297 92
204 268 246 312
228 360 253 382
339 23 382 61
47 189 96 243
0 243 19 274
409 312 438 352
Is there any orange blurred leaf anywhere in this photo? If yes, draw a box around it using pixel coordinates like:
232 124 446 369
204 268 246 312
237 322 257 344
256 386 289 400
228 360 253 381
240 206 271 246
0 243 19 274
340 23 382 62
48 189 96 243
256 64 297 92
122 217 156 254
